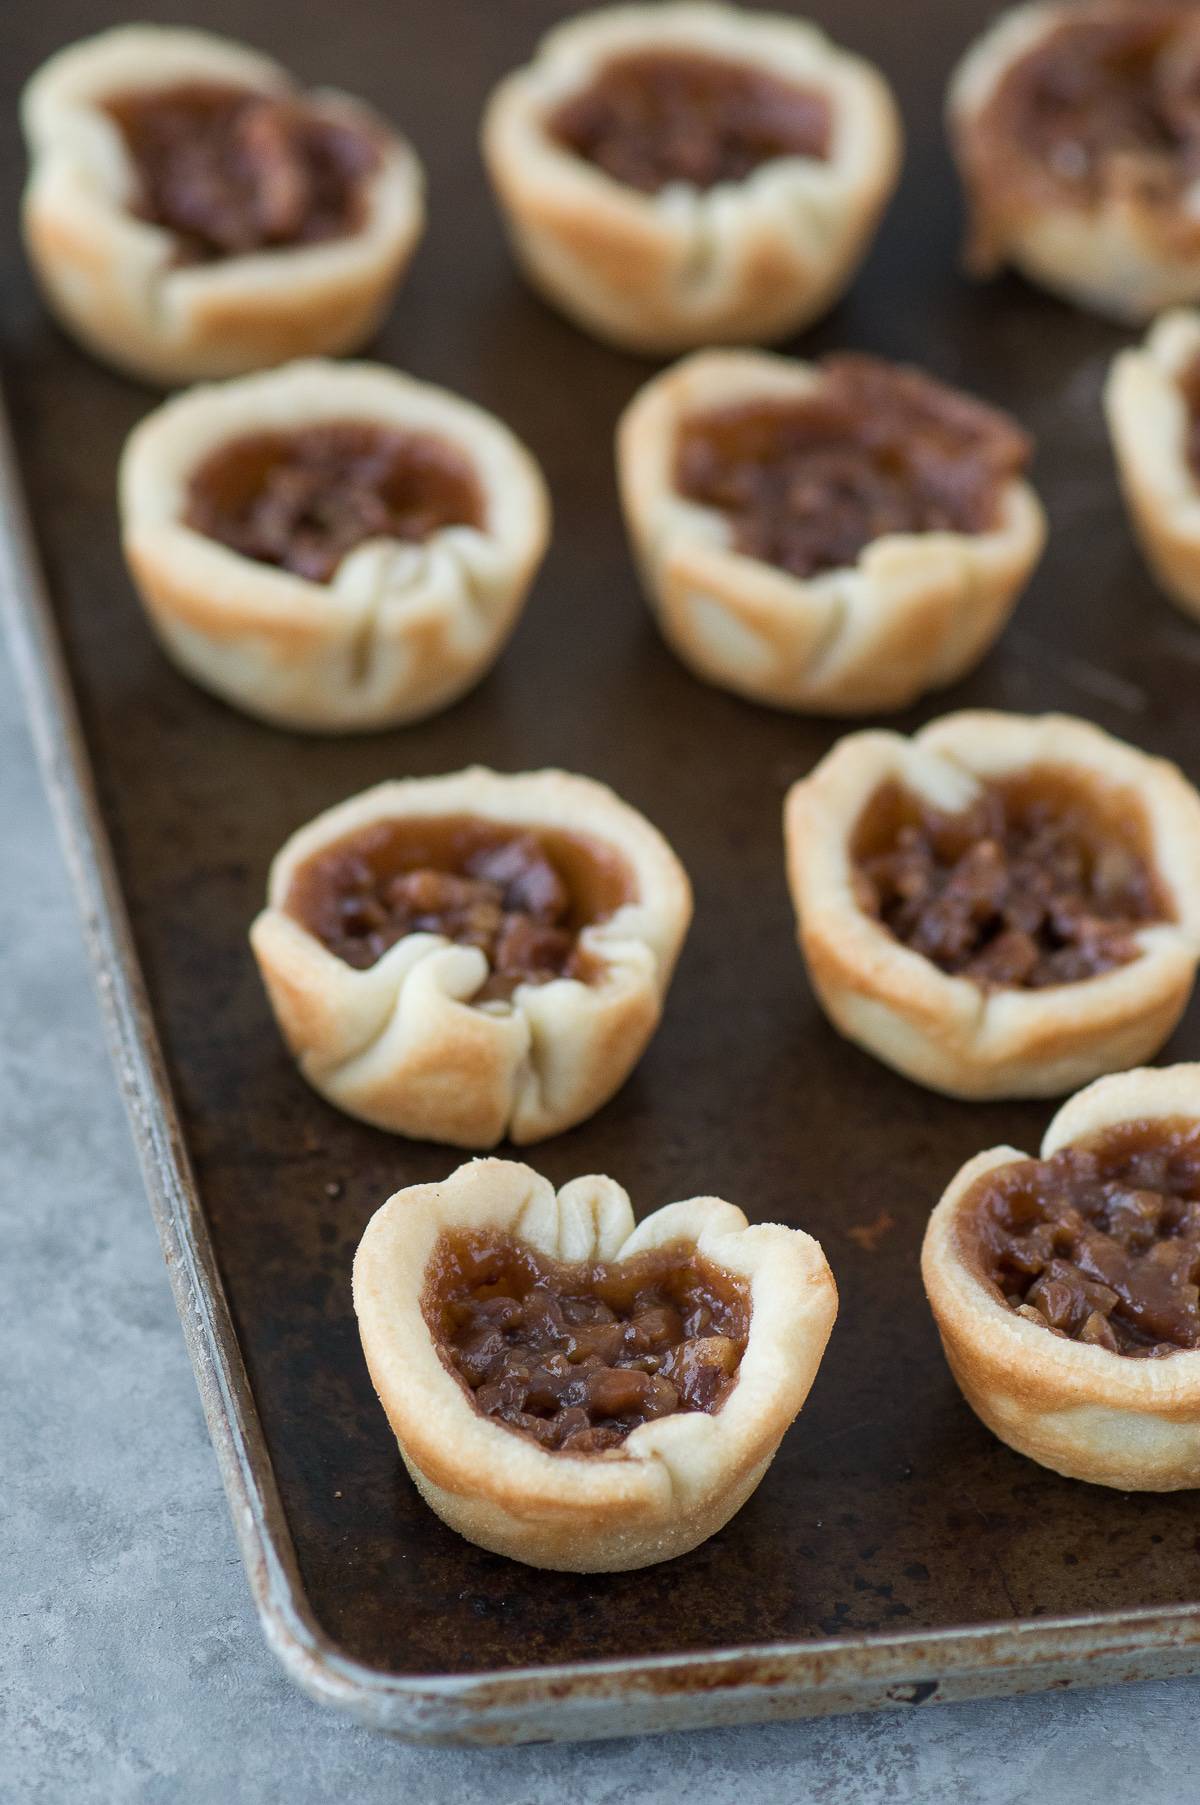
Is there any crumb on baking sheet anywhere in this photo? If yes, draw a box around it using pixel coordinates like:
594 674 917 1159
847 1210 895 1254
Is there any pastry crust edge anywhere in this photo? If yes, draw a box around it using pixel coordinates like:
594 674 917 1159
921 1063 1200 1489
21 24 426 383
352 1156 838 1569
250 768 693 1147
481 2 902 354
118 358 550 732
617 348 1045 714
784 710 1200 1099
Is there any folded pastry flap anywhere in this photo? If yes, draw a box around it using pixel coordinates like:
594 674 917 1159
321 944 531 1116
663 522 846 622
507 938 657 1058
617 1195 746 1260
248 908 417 1066
363 1161 631 1264
802 735 981 856
1042 1064 1200 1159
358 1158 552 1285
517 1172 635 1262
334 538 509 648
127 526 366 633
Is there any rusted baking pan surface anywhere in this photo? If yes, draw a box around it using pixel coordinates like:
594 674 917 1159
2 0 1199 1745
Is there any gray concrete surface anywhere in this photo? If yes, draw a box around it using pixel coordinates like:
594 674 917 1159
1 632 1197 1805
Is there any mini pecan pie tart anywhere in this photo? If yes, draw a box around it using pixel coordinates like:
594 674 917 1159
1106 308 1200 624
118 359 549 732
21 26 424 383
923 1065 1200 1489
250 769 691 1146
784 711 1200 1099
353 1157 837 1569
950 2 1200 323
481 3 901 353
618 350 1045 713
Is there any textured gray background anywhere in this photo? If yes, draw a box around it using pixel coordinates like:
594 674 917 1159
1 632 1197 1804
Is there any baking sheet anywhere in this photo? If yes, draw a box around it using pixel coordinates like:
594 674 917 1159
3 0 1200 1745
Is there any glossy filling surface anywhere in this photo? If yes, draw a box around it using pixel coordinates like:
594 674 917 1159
106 80 378 261
963 6 1200 263
286 815 634 1001
184 422 484 584
548 48 831 193
966 1118 1200 1355
425 1231 750 1452
853 772 1167 988
674 356 1030 580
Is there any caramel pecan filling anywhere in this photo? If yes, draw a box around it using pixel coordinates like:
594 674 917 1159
674 356 1030 580
184 422 483 584
968 1118 1200 1355
548 48 831 194
285 816 634 1001
425 1231 750 1452
106 81 378 261
853 774 1167 989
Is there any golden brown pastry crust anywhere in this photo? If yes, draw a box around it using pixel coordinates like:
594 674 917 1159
118 359 550 733
617 349 1045 713
922 1064 1200 1489
353 1157 838 1569
784 711 1200 1099
949 3 1200 323
1106 308 1200 624
250 768 692 1146
21 25 424 383
481 3 901 354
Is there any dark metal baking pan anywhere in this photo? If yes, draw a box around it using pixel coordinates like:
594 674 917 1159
3 0 1200 1745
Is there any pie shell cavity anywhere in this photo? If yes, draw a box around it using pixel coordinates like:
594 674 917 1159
1106 308 1200 624
784 711 1200 1099
922 1064 1200 1489
618 349 1046 714
352 1157 838 1569
250 768 693 1147
948 2 1200 324
20 25 425 384
118 359 550 733
481 3 901 354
